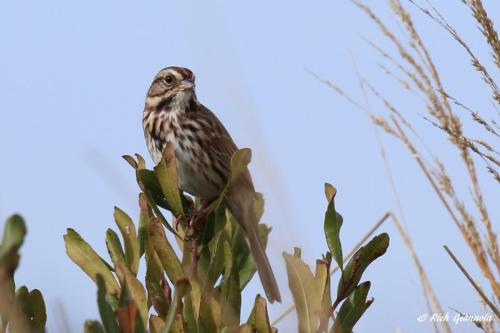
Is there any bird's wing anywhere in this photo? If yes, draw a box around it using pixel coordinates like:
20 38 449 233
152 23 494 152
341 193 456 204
198 103 254 191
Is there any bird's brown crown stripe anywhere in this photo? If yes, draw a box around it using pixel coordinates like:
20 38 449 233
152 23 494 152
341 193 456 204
170 66 193 79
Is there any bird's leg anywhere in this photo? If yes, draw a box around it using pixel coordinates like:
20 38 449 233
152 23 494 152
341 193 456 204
190 199 216 236
173 215 181 232
185 199 216 278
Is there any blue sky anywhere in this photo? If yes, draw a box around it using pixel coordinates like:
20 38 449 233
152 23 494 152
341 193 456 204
1 1 499 332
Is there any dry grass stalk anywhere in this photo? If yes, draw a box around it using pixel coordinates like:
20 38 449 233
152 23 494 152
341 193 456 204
439 90 499 138
390 213 451 333
420 115 500 175
464 0 500 69
348 53 451 333
449 307 489 332
347 0 500 303
358 71 451 332
408 0 500 104
444 245 500 319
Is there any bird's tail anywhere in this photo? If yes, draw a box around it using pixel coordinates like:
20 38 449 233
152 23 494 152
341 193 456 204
227 194 282 303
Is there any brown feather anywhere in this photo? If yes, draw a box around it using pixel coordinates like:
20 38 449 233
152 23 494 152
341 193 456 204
143 66 282 303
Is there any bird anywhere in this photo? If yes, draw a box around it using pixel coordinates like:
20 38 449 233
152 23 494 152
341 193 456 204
142 66 281 303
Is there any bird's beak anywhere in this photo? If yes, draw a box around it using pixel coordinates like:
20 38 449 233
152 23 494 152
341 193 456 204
179 79 195 91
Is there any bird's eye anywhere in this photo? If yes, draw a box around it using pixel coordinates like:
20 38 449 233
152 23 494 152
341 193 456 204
164 75 174 84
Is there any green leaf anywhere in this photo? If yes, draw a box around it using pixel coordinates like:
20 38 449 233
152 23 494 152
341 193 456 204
136 169 171 210
26 289 46 332
199 292 221 333
115 279 147 333
0 214 27 261
84 320 105 333
154 143 184 215
135 154 146 170
333 282 372 333
145 238 169 317
105 229 126 268
221 241 241 328
149 219 183 285
253 192 265 222
96 275 120 333
246 295 273 333
213 149 252 209
314 259 332 331
15 285 29 303
163 279 190 333
122 155 139 169
135 313 147 333
15 286 47 333
199 220 225 291
114 207 140 276
229 148 252 184
116 262 148 328
337 233 389 301
149 315 165 333
116 299 138 333
222 325 255 333
143 189 184 240
183 289 200 333
187 279 201 324
64 229 120 295
324 183 343 272
283 251 322 333
138 193 149 258
222 241 233 281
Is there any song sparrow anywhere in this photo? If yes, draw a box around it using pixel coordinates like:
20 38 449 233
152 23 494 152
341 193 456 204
142 66 281 303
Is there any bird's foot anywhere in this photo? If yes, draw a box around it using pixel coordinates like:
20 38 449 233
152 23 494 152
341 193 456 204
173 215 181 233
186 199 217 240
189 208 208 237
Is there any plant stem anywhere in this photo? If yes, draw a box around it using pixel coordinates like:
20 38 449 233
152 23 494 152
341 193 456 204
443 245 500 319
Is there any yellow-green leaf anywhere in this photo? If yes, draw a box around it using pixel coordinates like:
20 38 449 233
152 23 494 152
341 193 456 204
122 155 138 169
136 169 171 210
154 143 184 215
337 232 389 301
64 229 120 295
26 289 46 331
114 207 140 275
324 183 343 272
116 299 137 333
314 259 331 331
0 214 26 261
116 262 148 327
149 315 165 333
163 279 190 333
199 292 221 333
214 149 252 209
84 320 105 333
138 193 149 258
221 242 241 328
229 148 251 184
96 275 120 333
105 229 125 268
337 233 389 301
283 251 321 333
149 219 183 285
333 281 372 333
246 295 272 333
145 237 169 317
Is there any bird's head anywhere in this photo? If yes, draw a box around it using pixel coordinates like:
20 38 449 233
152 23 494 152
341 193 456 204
146 66 196 110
